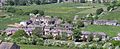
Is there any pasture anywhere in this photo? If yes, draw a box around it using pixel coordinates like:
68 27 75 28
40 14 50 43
0 3 105 29
82 25 120 37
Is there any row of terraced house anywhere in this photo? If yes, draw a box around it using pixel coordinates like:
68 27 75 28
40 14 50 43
3 14 120 41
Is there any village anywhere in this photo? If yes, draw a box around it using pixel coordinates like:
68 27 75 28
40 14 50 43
0 0 120 49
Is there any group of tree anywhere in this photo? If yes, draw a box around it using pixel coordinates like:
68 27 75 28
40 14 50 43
6 0 57 6
4 7 44 16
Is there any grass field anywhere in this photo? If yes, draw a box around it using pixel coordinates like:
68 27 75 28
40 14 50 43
0 14 29 30
20 44 77 49
99 7 120 22
0 3 105 30
82 25 120 37
14 3 105 17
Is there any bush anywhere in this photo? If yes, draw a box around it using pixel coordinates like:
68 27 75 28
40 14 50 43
11 30 28 38
6 7 24 15
96 8 104 15
107 6 114 11
23 11 31 15
31 10 44 16
15 9 24 15
6 7 16 13
110 40 120 46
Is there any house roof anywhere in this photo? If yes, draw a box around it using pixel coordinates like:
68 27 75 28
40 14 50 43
4 28 18 32
81 31 91 35
0 42 14 49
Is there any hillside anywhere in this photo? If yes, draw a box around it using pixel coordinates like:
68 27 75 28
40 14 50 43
0 3 106 30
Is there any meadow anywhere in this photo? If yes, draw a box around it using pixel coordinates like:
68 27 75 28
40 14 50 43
82 25 120 37
0 3 105 29
99 7 120 22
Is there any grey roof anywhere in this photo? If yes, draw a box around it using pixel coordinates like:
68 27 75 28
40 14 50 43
4 28 18 32
66 30 73 34
81 31 91 35
0 42 14 49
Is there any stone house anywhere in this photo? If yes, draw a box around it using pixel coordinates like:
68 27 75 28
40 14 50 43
81 31 107 41
113 33 120 41
4 27 34 36
93 20 118 26
0 41 20 49
82 20 93 25
4 28 19 35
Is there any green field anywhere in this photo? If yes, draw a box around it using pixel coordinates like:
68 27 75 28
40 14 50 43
82 25 120 37
99 7 120 22
0 3 106 30
20 44 76 49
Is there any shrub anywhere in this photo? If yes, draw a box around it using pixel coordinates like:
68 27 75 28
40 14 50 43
0 15 6 18
15 9 24 15
6 7 16 13
31 10 44 16
23 11 31 15
11 30 28 38
96 8 104 15
110 40 120 46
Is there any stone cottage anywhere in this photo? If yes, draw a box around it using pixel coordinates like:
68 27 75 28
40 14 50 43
93 20 118 26
81 31 108 41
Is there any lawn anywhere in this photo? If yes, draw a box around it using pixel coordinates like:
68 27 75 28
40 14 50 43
82 25 120 37
20 44 77 49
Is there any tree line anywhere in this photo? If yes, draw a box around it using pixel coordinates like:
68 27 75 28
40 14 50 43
5 0 58 6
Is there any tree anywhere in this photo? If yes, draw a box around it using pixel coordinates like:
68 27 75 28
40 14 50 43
6 0 14 5
6 7 16 13
31 10 44 16
35 0 41 5
32 27 43 37
13 0 20 5
73 29 81 39
60 32 67 40
87 33 94 42
96 8 104 15
12 30 28 38
74 19 84 29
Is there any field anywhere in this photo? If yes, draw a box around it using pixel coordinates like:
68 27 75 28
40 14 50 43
0 3 106 30
82 25 120 37
99 7 120 22
20 44 77 49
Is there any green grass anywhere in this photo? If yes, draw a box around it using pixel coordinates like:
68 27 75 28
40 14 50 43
82 25 120 37
0 3 105 30
0 14 29 30
20 44 76 49
13 3 105 17
99 7 120 22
